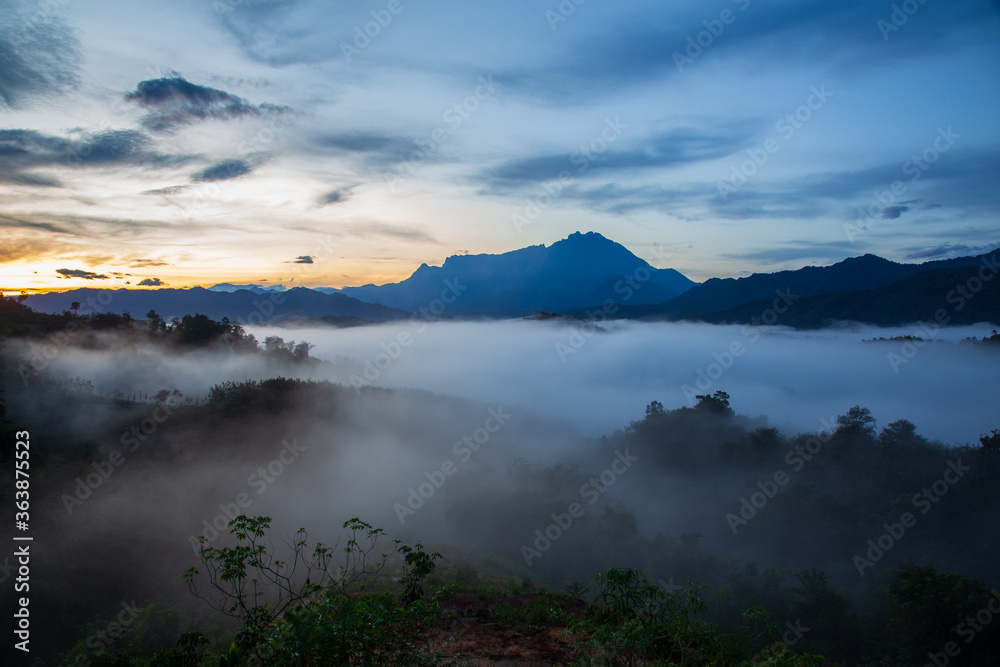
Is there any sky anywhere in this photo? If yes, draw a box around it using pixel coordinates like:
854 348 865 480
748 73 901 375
1 0 999 292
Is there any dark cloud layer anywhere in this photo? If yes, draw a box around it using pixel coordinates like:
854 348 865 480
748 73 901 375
319 189 347 205
56 268 109 280
0 128 192 186
191 158 255 182
483 125 754 192
905 243 999 260
314 133 425 169
138 277 166 286
0 0 82 108
496 0 995 104
124 76 290 132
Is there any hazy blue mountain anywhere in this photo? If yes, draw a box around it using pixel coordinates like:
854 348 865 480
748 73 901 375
23 238 995 328
25 287 409 322
207 283 288 293
696 260 1000 328
336 231 696 313
616 251 998 321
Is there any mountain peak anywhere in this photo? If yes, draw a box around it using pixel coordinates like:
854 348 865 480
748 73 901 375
338 232 694 312
558 231 615 248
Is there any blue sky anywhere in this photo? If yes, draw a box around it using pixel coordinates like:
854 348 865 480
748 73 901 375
1 0 999 291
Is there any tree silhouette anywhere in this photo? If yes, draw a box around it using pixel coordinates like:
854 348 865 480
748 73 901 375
835 405 876 436
694 390 733 416
146 309 165 332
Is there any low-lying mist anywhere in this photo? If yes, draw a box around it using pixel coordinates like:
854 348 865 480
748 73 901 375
274 319 996 445
3 316 998 663
22 319 997 445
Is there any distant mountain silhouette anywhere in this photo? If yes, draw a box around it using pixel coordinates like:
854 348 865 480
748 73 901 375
207 283 287 294
21 237 998 328
336 231 695 313
615 250 1000 326
25 287 409 323
698 261 1000 328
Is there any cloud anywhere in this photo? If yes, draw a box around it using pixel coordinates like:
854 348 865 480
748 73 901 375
722 241 865 267
142 185 189 196
288 256 314 264
0 128 191 185
56 268 110 280
0 0 81 109
0 212 72 234
880 205 911 219
496 0 995 104
319 189 347 205
0 235 65 262
8 172 61 187
344 221 438 243
138 277 166 286
484 125 752 190
0 211 199 244
124 76 291 133
129 259 170 268
316 133 421 167
79 129 152 164
692 148 1000 224
904 243 999 260
191 159 254 182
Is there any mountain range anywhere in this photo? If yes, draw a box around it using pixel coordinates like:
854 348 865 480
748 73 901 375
24 286 409 324
613 251 1000 327
22 233 1000 328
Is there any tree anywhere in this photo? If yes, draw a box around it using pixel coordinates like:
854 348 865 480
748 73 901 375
146 309 165 332
645 400 664 418
835 405 876 436
885 566 998 666
980 429 1000 454
879 419 925 454
70 301 81 314
789 569 855 658
694 391 733 416
264 335 287 352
